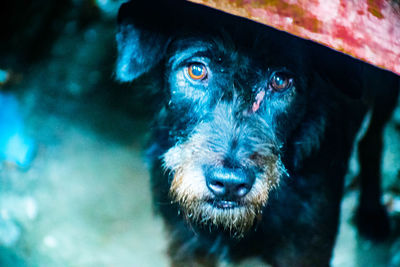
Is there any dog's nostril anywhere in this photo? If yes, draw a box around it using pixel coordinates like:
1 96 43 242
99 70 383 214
209 181 225 195
213 181 224 188
236 183 250 197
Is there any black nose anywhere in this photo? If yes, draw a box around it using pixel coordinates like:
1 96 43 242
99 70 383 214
205 167 254 200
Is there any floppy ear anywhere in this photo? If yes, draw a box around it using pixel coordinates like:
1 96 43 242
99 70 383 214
115 1 171 82
310 43 364 99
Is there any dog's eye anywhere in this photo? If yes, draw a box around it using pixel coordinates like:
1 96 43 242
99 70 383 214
269 72 293 91
187 63 207 81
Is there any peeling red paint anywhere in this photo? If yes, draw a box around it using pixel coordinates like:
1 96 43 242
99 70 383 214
368 0 385 19
270 2 321 33
188 0 400 76
333 24 363 49
245 1 322 33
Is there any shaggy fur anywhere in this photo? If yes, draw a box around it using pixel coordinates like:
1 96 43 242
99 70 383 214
116 1 399 266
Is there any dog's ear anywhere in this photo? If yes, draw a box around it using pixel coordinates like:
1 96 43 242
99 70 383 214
115 1 173 82
310 43 364 99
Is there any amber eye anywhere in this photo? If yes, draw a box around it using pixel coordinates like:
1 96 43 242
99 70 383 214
187 63 207 81
269 72 293 91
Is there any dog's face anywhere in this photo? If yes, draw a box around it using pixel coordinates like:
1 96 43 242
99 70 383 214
116 1 362 237
161 35 308 235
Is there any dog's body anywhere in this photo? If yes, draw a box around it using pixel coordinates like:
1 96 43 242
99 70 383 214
116 1 399 266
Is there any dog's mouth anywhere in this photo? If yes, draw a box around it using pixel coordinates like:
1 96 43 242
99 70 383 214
207 199 240 209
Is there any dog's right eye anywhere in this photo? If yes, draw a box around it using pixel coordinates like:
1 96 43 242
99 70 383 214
269 72 293 92
187 63 207 81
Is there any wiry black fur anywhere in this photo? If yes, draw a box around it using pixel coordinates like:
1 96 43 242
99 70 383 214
116 1 399 266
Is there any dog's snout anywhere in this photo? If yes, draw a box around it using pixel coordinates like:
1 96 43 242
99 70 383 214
205 167 254 200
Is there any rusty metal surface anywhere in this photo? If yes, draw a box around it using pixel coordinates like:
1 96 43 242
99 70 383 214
188 0 400 76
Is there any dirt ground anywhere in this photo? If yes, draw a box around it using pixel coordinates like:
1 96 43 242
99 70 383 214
1 3 400 267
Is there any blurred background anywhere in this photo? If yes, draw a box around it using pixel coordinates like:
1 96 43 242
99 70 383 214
0 1 399 266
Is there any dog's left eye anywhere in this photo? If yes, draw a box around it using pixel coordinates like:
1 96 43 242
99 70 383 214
269 72 293 91
187 63 207 81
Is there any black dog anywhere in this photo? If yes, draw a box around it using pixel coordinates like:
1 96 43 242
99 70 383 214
116 1 399 266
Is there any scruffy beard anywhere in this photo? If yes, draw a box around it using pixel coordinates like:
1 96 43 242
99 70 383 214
167 155 283 237
172 198 262 237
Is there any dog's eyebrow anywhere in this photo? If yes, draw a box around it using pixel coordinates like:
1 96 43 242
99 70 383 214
168 44 214 66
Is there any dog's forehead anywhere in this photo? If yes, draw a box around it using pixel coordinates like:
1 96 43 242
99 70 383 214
168 38 214 63
167 33 305 72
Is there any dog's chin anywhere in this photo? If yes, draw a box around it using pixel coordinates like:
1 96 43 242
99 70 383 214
178 198 262 237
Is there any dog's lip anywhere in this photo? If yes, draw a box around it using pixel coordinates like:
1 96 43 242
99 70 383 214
208 199 240 209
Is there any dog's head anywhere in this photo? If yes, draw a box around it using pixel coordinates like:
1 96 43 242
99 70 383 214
116 0 363 236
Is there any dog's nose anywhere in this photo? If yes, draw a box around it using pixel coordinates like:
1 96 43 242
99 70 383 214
205 167 254 200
